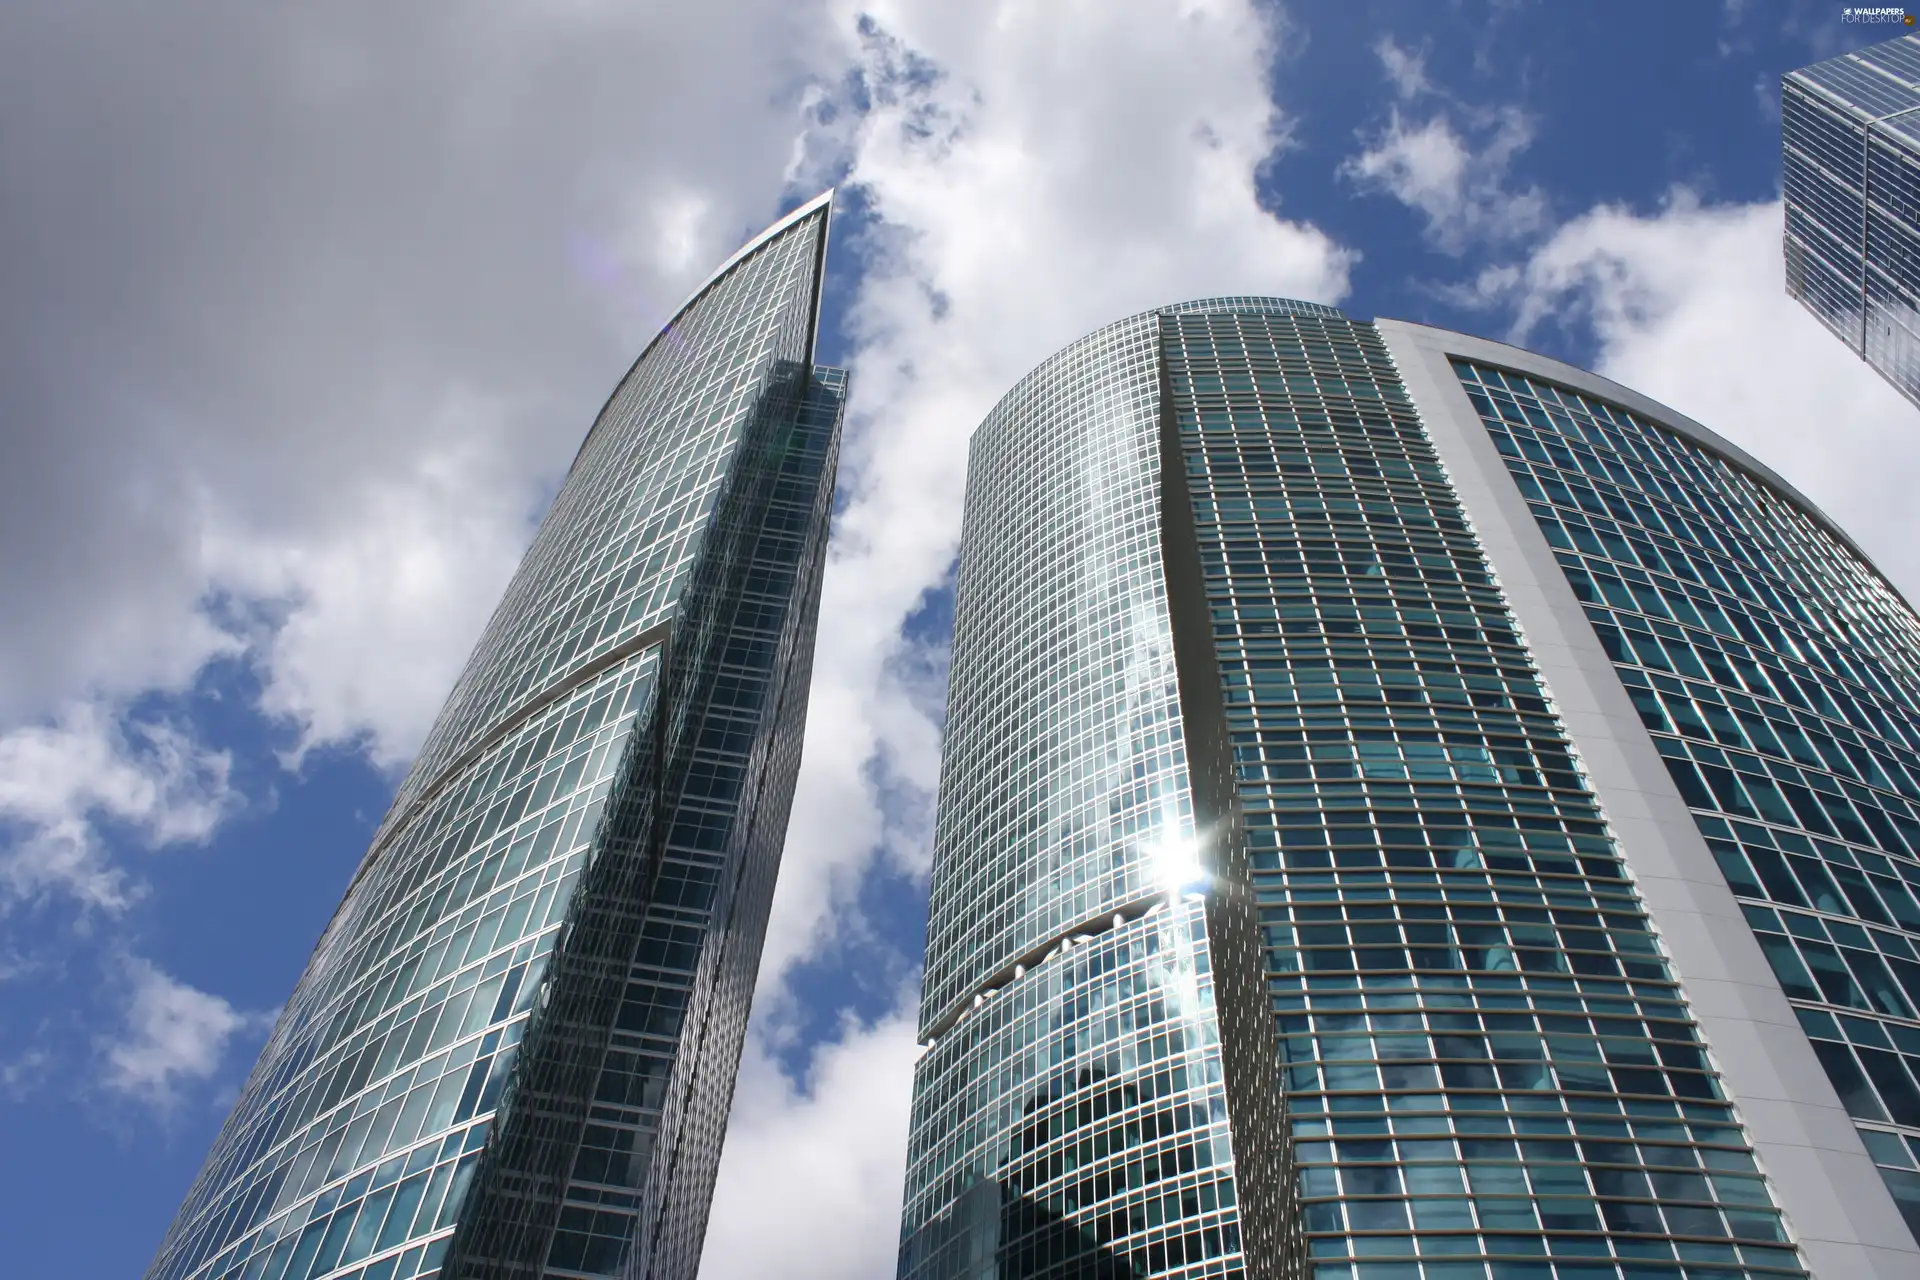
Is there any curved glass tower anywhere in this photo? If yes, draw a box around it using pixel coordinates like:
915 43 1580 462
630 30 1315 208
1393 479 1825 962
900 298 1920 1280
146 193 845 1280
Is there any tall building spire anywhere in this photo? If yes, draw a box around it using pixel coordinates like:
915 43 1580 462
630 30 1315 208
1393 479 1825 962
146 193 845 1280
900 298 1920 1279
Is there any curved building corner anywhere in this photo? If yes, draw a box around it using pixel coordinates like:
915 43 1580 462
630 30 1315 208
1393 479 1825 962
145 193 845 1280
902 296 1920 1280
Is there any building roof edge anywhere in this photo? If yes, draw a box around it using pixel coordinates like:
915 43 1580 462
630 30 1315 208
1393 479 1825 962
1374 316 1918 615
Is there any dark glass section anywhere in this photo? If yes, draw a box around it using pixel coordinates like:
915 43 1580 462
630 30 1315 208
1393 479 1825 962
452 364 844 1279
145 198 842 1280
1166 307 1804 1280
1454 355 1920 1246
1784 34 1920 408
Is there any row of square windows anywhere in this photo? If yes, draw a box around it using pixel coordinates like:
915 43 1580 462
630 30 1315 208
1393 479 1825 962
1297 1195 1784 1252
155 661 652 1275
1560 548 1920 751
1621 665 1920 813
1453 366 1793 545
1313 1249 1799 1280
1288 1094 1744 1142
1498 457 1903 697
1482 412 1799 589
1791 1001 1920 1134
1535 499 1910 698
1655 730 1920 872
1601 612 1920 807
1476 387 1919 698
1265 963 1681 1016
1311 1233 1800 1280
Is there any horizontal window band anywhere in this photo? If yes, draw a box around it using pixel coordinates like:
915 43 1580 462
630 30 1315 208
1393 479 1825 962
920 892 1176 1046
340 623 676 909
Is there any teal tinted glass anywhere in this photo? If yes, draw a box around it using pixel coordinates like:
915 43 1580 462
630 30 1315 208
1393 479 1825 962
147 203 843 1280
1454 355 1920 1246
1172 310 1803 1280
903 300 1341 1280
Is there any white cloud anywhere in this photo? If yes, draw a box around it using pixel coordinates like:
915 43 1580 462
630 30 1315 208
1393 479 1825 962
1376 34 1432 100
1340 37 1546 254
758 0 1353 981
209 393 544 769
708 2 1356 1263
1494 192 1920 600
0 0 843 898
703 1007 922 1280
0 703 238 912
0 1 838 736
100 958 266 1112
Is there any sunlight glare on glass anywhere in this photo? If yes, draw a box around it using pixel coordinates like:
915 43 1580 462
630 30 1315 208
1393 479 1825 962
1152 830 1207 896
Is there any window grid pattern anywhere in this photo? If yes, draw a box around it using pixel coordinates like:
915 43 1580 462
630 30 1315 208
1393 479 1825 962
1784 34 1920 409
917 313 1192 1031
149 205 839 1280
381 207 827 836
904 300 1337 1280
904 901 1250 1280
1171 309 1802 1280
147 653 660 1280
1453 356 1920 1244
539 366 844 1280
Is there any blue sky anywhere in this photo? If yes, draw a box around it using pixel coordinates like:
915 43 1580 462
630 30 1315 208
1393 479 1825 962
3 3 1918 1278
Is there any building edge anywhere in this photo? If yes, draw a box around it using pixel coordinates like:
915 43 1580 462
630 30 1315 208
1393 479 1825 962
1154 313 1306 1280
1377 317 1920 1279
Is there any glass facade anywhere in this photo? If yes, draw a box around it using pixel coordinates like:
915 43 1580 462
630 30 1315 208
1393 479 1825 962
145 194 845 1280
1452 357 1920 1243
1783 33 1920 408
903 297 1920 1279
1174 311 1802 1280
900 300 1328 1280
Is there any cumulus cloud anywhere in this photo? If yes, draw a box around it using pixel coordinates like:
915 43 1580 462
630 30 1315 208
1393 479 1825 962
210 397 545 769
100 959 268 1112
1489 192 1920 600
0 703 237 912
708 0 1355 1262
703 1009 922 1280
0 0 846 924
0 0 833 749
1340 36 1547 254
757 0 1353 981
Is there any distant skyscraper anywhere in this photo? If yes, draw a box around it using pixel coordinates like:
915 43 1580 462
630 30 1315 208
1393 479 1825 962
147 193 845 1280
899 298 1920 1280
1784 32 1920 408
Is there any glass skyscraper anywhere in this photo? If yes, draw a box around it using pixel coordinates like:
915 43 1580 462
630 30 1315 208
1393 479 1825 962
899 298 1920 1280
146 194 845 1280
1783 32 1920 408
